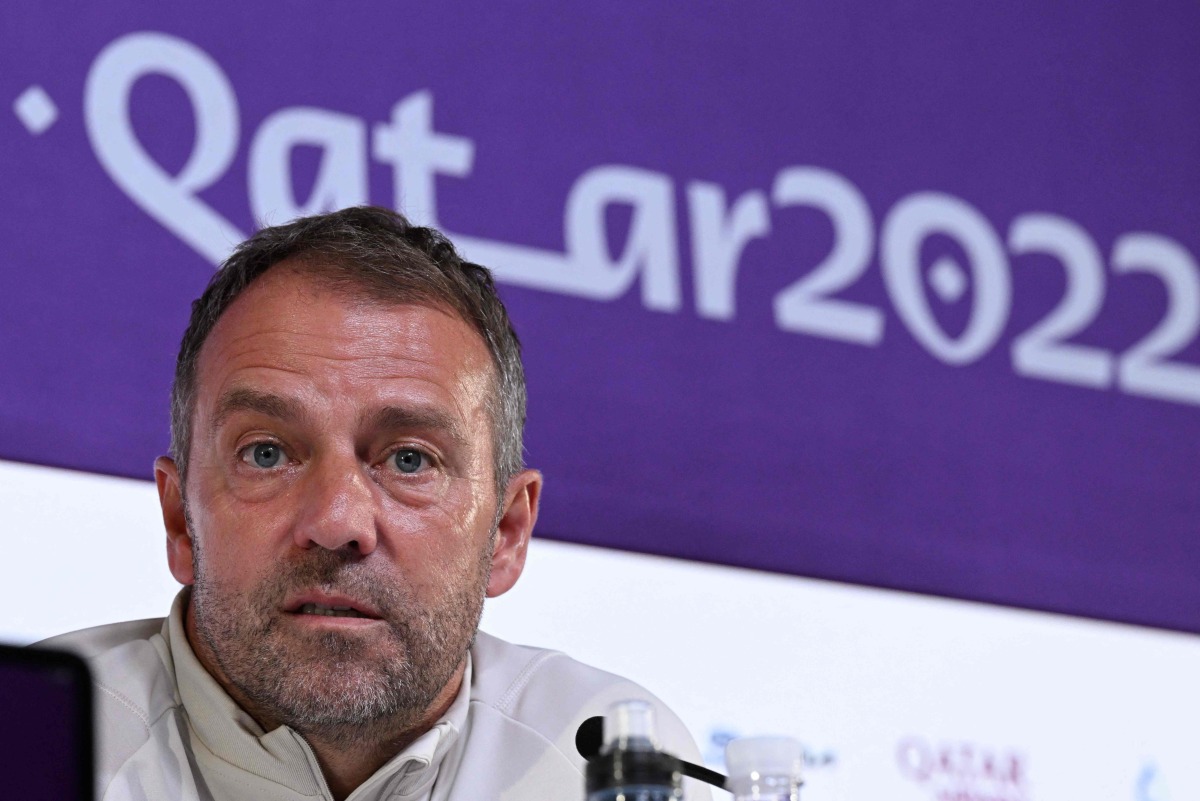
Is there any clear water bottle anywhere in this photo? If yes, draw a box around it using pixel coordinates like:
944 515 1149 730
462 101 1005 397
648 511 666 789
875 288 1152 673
585 700 683 801
724 735 804 801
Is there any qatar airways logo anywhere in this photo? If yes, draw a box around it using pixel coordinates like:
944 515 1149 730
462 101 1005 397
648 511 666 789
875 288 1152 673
896 736 1029 801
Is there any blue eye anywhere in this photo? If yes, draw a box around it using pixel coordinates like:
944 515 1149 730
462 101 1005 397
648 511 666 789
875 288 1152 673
391 449 425 474
247 443 285 468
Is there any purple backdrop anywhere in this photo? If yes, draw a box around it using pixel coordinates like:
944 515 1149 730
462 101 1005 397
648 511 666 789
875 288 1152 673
3 3 1198 633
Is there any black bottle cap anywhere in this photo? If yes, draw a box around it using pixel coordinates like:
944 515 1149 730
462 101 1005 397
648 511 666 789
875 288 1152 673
585 745 683 795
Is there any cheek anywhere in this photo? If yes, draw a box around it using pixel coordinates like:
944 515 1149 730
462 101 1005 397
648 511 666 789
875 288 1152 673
190 499 279 586
391 474 490 530
383 482 493 575
220 465 300 505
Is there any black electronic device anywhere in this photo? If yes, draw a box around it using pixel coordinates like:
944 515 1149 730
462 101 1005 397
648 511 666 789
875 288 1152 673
0 643 95 801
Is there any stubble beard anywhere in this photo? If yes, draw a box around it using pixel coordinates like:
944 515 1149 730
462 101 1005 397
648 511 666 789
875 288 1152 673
188 527 492 747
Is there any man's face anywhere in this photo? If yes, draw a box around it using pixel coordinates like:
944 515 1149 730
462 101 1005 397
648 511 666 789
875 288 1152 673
154 264 538 739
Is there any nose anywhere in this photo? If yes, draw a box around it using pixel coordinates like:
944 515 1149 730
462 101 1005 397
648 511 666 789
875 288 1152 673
292 454 379 555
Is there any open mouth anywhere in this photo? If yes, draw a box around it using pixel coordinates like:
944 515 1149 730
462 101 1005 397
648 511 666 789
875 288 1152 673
296 603 371 618
285 593 383 621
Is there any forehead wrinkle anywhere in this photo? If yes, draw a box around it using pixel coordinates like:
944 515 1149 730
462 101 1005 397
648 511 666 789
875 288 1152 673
212 387 307 431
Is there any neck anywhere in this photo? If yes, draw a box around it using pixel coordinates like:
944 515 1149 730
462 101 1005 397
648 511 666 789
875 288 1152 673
298 666 464 801
183 599 465 801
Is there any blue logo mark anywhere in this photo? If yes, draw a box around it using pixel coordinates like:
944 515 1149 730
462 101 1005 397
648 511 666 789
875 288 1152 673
1136 762 1169 801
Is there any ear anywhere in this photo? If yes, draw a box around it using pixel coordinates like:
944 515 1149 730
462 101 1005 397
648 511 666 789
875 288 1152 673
155 456 196 586
486 469 542 598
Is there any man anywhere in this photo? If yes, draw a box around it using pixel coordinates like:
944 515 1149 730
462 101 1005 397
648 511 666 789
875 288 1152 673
42 207 708 800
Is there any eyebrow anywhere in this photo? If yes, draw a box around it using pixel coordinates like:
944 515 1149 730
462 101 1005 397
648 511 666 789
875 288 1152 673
364 405 468 447
209 389 470 447
212 388 305 430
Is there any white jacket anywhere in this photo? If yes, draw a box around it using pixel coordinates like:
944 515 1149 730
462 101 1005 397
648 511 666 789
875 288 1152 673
42 593 711 801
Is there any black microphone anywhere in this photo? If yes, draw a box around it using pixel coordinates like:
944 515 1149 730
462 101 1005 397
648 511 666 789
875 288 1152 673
575 715 729 791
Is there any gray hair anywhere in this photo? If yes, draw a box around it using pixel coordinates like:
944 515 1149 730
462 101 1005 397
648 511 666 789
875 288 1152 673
169 206 526 498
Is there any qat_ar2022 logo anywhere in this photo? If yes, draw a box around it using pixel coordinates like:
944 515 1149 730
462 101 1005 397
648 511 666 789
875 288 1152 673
896 736 1029 801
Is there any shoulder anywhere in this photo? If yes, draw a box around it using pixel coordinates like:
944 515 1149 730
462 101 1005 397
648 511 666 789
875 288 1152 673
471 631 688 735
38 618 177 720
37 618 184 792
457 632 709 800
38 618 179 721
39 618 165 658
